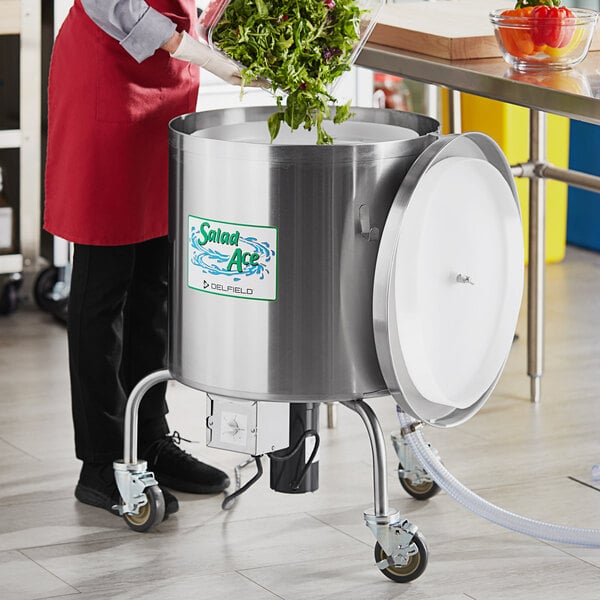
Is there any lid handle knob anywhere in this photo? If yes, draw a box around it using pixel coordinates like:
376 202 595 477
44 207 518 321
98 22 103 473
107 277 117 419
456 273 475 285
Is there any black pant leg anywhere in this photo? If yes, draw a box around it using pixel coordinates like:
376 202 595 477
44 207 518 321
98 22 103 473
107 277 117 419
68 243 135 463
119 236 170 445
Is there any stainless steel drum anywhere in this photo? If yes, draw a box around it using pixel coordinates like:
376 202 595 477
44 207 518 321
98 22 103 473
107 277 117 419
115 106 524 570
168 106 524 427
168 106 439 403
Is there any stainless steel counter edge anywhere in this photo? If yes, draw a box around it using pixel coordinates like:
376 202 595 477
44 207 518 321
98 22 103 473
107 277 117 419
357 43 600 126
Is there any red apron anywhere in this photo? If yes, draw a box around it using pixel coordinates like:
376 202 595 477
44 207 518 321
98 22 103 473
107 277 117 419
44 0 199 246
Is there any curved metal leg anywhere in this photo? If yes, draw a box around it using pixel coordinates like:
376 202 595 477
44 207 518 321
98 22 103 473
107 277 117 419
342 399 421 572
113 369 172 515
122 368 172 463
341 399 390 517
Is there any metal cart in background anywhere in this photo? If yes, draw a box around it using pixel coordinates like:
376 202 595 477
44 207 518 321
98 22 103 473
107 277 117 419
33 235 70 323
0 1 42 315
30 1 74 323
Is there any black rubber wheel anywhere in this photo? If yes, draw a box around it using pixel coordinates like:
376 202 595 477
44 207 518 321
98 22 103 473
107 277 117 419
122 486 165 532
0 282 18 315
34 266 69 323
34 266 59 312
375 532 428 583
398 461 440 500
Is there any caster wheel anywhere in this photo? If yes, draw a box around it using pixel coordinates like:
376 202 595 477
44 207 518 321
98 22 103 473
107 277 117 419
34 266 59 312
398 461 440 500
0 282 18 315
375 532 428 583
122 486 165 532
34 266 69 323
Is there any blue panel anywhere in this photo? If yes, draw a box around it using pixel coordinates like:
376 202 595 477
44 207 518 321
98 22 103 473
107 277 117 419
567 120 600 252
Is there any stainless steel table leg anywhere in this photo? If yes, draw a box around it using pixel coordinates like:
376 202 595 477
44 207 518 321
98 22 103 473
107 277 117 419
326 402 337 429
447 89 462 134
528 110 546 403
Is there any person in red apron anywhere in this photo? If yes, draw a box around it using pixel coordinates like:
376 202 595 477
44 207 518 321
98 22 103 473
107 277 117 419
45 0 242 518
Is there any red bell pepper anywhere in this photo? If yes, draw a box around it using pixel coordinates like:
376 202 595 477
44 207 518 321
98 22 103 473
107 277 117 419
513 0 576 49
530 5 575 48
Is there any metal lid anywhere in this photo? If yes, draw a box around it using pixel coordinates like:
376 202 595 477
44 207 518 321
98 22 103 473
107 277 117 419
373 133 524 428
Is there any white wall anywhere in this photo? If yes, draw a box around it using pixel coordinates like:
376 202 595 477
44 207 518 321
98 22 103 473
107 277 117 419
53 0 71 32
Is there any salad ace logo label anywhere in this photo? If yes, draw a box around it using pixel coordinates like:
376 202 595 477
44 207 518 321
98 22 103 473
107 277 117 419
188 215 278 301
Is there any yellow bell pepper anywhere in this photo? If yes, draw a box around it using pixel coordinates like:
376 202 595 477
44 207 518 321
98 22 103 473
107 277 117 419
544 24 584 57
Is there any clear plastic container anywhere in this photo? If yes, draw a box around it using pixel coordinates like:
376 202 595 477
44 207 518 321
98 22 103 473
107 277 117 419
197 0 385 69
197 0 230 44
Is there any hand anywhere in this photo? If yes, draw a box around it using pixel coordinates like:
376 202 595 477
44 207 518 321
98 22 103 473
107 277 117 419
170 31 265 87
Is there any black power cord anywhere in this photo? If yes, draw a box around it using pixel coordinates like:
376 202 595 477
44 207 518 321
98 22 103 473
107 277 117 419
221 455 263 511
220 428 321 509
268 429 320 491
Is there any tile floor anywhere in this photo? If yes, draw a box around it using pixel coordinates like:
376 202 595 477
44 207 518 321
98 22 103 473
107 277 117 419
1 246 600 599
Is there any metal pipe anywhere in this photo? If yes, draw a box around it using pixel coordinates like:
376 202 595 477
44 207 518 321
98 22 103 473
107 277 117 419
528 110 546 403
326 402 338 429
512 162 600 194
535 163 600 194
447 89 462 134
511 162 536 179
422 83 440 120
123 369 171 464
341 400 389 517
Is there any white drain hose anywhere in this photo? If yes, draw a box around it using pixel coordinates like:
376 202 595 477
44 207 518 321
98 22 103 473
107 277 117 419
397 409 600 547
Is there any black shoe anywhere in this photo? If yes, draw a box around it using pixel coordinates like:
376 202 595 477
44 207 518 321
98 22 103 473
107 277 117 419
141 432 230 494
75 462 179 517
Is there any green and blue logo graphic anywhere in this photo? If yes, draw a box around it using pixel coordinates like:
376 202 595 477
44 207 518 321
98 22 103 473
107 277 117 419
188 215 278 301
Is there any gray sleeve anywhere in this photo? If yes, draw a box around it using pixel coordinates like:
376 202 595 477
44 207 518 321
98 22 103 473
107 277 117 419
80 0 177 63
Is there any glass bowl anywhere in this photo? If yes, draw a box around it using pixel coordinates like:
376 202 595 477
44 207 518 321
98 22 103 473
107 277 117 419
489 7 598 71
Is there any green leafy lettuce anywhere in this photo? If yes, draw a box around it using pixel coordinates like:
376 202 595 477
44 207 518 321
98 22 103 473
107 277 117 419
211 0 364 144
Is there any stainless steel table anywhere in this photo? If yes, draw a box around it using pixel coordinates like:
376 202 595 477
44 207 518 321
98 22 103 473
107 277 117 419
356 44 600 403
